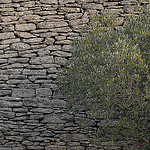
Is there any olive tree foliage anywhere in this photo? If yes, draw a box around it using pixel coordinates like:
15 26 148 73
58 5 150 149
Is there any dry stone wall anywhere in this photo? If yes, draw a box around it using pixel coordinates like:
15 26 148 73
0 0 148 150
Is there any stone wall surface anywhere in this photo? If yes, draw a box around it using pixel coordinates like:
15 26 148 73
0 0 148 150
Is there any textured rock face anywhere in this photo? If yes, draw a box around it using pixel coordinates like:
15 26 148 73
0 0 148 150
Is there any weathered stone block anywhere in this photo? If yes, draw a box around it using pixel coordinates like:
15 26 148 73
0 7 14 12
15 32 36 38
5 69 23 75
12 89 35 98
0 90 11 96
40 32 58 38
10 43 30 51
30 56 54 64
0 32 15 40
21 15 40 21
20 1 35 7
7 79 30 84
0 132 4 140
37 22 68 29
0 0 12 3
62 134 87 142
3 25 14 32
44 37 55 45
69 18 89 26
45 45 61 51
120 0 138 5
13 0 31 2
55 40 72 45
51 51 72 57
36 88 52 97
59 0 75 4
13 108 28 113
65 13 83 20
83 3 104 10
55 57 67 65
48 99 66 108
46 145 66 150
0 75 8 81
23 69 46 75
103 2 118 6
8 58 29 63
0 100 23 107
35 10 57 15
67 146 85 150
40 0 58 4
1 16 18 22
0 111 15 119
15 23 36 31
42 115 67 124
0 38 20 45
50 27 72 33
30 108 53 114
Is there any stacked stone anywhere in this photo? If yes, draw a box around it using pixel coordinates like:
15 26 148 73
0 0 148 150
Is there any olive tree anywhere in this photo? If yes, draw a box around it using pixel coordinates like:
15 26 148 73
59 5 150 149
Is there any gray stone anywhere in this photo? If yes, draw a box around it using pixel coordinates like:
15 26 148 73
22 38 44 44
12 89 35 98
59 0 75 4
0 100 23 107
67 146 85 150
15 23 36 31
103 2 118 6
83 3 104 10
36 88 52 97
30 108 53 114
62 134 87 142
13 108 28 112
0 90 11 96
1 16 18 22
15 32 36 38
30 56 54 64
44 37 55 45
42 115 67 124
0 32 15 40
51 51 72 57
0 111 15 119
7 79 30 84
120 0 137 5
0 38 20 45
38 22 68 29
10 43 30 51
45 45 61 51
8 58 29 63
55 40 72 45
40 0 58 4
29 114 44 120
0 0 12 3
46 145 66 150
23 69 46 75
21 14 40 21
0 132 4 140
40 32 58 38
0 75 8 80
65 13 83 20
